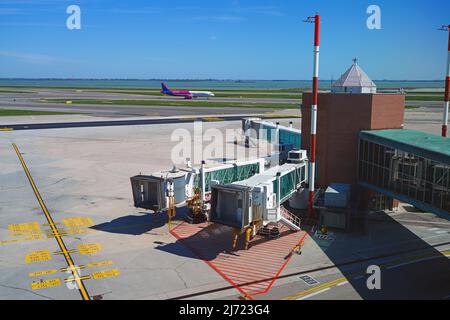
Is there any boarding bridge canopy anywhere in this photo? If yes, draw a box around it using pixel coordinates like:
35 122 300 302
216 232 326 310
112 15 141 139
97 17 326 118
244 120 301 150
274 166 307 203
194 162 261 193
358 129 450 219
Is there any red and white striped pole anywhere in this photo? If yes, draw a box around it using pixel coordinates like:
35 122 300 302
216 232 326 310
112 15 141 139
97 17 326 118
442 25 450 137
307 14 320 217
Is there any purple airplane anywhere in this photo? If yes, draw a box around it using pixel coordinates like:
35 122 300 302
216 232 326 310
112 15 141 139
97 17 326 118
161 83 215 99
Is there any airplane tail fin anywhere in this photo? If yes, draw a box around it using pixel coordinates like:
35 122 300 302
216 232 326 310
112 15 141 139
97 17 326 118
161 83 172 95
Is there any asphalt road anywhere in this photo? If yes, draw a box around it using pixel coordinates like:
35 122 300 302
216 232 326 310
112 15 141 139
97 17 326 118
0 114 297 131
0 89 443 119
0 99 285 118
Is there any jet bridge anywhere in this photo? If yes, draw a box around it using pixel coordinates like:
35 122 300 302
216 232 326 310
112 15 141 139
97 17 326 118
210 155 308 231
130 158 265 211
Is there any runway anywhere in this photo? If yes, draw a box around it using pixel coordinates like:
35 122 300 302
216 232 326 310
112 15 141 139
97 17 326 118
0 114 295 131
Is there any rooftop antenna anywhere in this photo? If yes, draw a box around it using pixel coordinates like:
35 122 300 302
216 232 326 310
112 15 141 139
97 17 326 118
438 24 450 137
304 13 321 218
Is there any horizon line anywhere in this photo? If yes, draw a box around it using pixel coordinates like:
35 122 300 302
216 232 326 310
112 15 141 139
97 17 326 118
0 78 444 82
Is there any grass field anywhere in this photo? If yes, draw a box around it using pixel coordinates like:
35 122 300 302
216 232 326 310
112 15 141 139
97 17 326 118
41 98 297 109
0 85 303 94
88 90 302 99
405 95 442 101
0 109 73 116
0 90 32 94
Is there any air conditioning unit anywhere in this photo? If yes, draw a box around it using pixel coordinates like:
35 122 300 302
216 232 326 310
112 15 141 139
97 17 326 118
288 150 308 163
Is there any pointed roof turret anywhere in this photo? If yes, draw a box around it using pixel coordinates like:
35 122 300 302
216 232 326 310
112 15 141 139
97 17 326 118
332 59 377 93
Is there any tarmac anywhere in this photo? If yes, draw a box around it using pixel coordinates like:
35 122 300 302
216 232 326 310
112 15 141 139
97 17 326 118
0 89 449 300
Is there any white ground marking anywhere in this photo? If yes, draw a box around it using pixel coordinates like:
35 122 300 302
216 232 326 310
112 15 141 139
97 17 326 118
297 288 331 300
336 281 349 287
386 254 450 270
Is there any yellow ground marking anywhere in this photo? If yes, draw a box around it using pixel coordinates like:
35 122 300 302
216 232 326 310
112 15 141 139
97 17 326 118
46 231 68 238
87 260 113 268
8 221 43 240
64 275 91 283
43 222 61 227
60 265 83 272
62 217 96 236
0 239 26 245
0 128 14 131
179 117 198 122
45 227 67 235
8 222 41 233
12 143 90 300
25 250 52 264
54 249 77 255
203 117 224 122
284 276 348 300
31 278 62 290
91 269 120 280
59 260 113 272
78 243 102 255
29 269 58 277
63 217 94 228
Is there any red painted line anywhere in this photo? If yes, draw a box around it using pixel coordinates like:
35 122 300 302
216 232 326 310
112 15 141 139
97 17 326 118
253 231 310 296
171 228 254 300
214 257 288 269
172 223 309 299
214 268 274 280
213 261 281 274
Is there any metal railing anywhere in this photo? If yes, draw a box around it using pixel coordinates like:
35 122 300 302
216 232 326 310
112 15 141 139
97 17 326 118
280 206 302 230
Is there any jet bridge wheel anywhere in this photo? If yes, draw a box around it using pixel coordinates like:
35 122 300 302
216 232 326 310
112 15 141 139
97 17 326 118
258 225 281 240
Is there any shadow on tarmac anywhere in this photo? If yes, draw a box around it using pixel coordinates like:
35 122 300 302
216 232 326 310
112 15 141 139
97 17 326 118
307 211 450 299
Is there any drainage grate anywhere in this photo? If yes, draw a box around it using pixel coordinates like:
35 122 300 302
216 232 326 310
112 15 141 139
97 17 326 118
299 275 319 286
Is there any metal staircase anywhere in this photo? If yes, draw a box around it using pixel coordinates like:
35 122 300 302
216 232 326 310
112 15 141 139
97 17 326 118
280 206 302 231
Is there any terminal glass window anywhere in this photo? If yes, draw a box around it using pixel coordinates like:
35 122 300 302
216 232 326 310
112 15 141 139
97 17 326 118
358 139 450 213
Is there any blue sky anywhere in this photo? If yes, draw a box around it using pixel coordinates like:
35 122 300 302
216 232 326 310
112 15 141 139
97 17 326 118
0 0 449 80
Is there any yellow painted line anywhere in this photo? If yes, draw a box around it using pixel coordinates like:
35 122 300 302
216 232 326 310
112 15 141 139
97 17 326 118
0 128 14 131
64 275 92 283
91 269 120 280
60 265 84 272
12 143 90 301
45 228 67 234
25 250 52 264
46 232 68 238
54 249 77 255
284 276 348 300
203 117 224 122
284 250 450 300
31 278 61 290
59 260 113 272
29 269 58 277
0 239 25 245
43 222 61 227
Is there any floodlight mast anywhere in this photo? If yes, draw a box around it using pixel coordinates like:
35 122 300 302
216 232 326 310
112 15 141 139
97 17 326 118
439 25 450 137
304 14 321 218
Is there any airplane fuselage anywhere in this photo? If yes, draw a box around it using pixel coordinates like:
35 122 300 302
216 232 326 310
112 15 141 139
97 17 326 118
161 83 215 99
